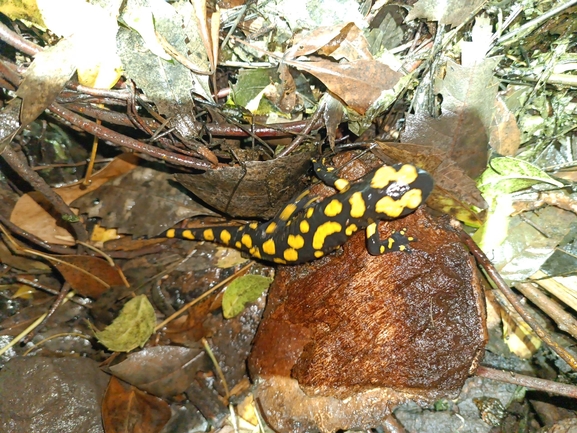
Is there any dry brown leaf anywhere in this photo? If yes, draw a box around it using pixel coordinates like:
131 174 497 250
402 109 488 179
0 241 51 272
10 192 76 246
54 255 126 298
109 346 209 397
292 23 371 61
102 376 171 433
318 24 372 61
286 58 402 115
10 154 139 245
490 97 521 156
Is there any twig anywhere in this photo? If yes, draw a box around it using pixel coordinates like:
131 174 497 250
63 102 320 138
458 229 577 370
0 21 40 56
202 337 230 402
0 206 76 255
476 366 577 399
1 147 89 242
276 107 324 157
23 282 72 343
0 290 76 357
515 282 577 341
49 103 213 170
496 0 577 45
23 332 92 356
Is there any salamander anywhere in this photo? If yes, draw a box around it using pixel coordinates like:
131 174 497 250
160 158 434 264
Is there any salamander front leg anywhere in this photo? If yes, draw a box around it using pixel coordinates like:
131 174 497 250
312 157 351 192
365 222 415 255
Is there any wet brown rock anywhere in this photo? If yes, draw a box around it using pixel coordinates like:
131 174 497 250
249 209 487 432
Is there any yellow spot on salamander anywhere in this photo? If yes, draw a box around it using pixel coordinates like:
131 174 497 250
166 229 175 238
262 239 276 255
273 257 287 264
182 230 195 240
349 192 366 218
388 237 395 249
241 234 253 249
399 245 407 251
345 224 358 236
366 222 377 238
314 251 324 258
265 222 277 234
203 229 215 241
380 245 385 254
371 164 419 189
375 189 423 218
312 221 342 250
235 241 242 249
288 234 305 249
334 178 350 192
249 222 259 229
220 230 231 244
324 199 343 217
279 203 297 221
284 248 298 261
249 246 262 259
300 220 310 233
306 208 314 219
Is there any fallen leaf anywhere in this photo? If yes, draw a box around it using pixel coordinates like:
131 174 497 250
222 274 272 319
0 241 51 272
72 166 217 238
16 38 76 126
102 376 171 433
490 97 521 156
109 345 209 397
53 255 125 298
406 0 485 27
286 58 402 114
291 22 371 61
10 154 138 245
502 309 541 359
94 295 156 352
477 156 564 204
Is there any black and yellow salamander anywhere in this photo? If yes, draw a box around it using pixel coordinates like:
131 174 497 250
161 158 434 264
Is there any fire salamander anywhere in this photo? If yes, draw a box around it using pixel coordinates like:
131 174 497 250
161 158 434 264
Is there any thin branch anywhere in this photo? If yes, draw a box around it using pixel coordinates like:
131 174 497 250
0 207 75 255
459 229 577 370
476 366 577 399
49 103 213 170
515 282 577 341
0 21 40 56
496 0 577 45
1 147 89 242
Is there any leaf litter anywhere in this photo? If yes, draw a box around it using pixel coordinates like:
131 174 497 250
0 0 577 432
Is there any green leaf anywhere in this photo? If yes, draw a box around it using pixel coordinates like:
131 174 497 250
222 275 272 319
94 295 156 352
477 156 563 203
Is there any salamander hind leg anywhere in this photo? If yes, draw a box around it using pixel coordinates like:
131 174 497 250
365 223 415 255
